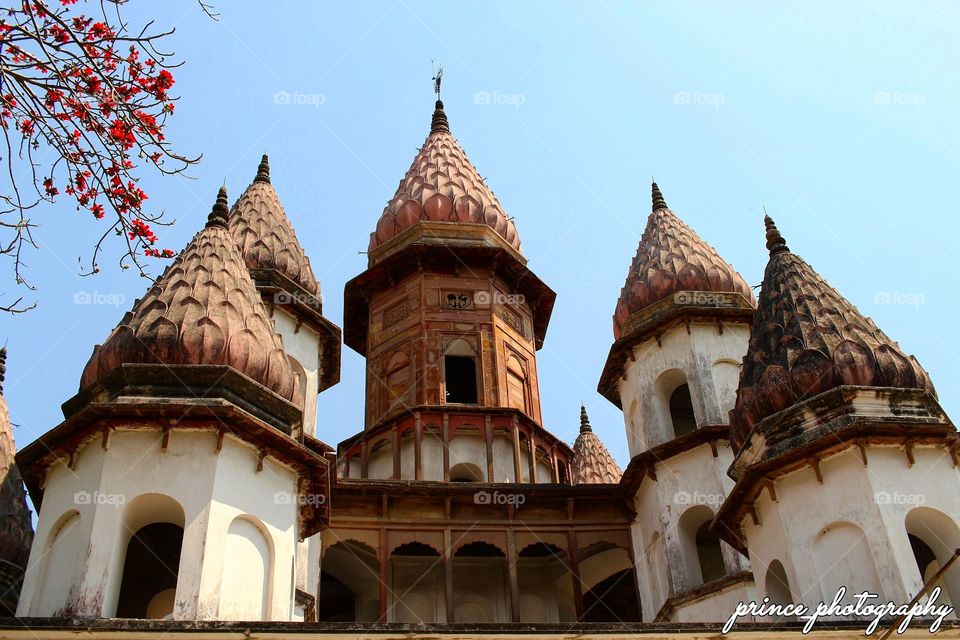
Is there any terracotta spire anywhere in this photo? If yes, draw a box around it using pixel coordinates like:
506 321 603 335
613 185 755 339
0 347 35 583
572 405 622 484
206 186 230 228
652 180 667 211
430 100 450 134
579 404 592 433
764 213 788 255
730 215 935 449
368 98 521 255
228 155 321 297
81 190 300 402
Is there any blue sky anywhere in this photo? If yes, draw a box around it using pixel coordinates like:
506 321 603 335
3 1 958 477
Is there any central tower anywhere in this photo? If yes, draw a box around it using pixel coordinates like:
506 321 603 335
340 98 569 483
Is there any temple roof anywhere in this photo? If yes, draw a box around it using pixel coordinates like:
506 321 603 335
0 348 34 570
572 405 622 484
80 188 300 403
228 155 321 297
730 215 935 449
613 182 755 339
367 100 520 256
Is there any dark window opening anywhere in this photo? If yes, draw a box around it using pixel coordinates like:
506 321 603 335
116 522 182 619
669 384 697 437
910 534 938 578
696 521 726 583
582 568 642 622
445 356 478 404
317 571 356 622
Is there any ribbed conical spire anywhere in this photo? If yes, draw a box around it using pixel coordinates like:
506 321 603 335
228 156 321 296
368 97 520 255
81 189 300 402
206 186 230 229
431 99 450 133
731 217 935 450
652 181 668 211
764 213 789 256
572 405 622 484
254 154 271 184
579 404 592 434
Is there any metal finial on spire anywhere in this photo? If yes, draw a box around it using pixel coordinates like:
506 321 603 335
430 63 450 134
206 186 230 228
255 154 270 184
652 180 668 211
764 212 789 256
579 404 593 434
0 346 6 394
432 62 443 99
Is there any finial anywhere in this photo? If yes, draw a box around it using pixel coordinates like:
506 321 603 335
254 154 270 184
579 404 592 434
206 186 230 228
0 346 6 394
430 63 450 134
764 211 789 256
652 180 668 211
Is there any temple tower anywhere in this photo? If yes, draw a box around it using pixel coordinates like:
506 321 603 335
15 190 329 621
716 216 956 614
600 183 757 621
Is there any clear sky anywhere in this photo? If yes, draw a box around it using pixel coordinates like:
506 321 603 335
3 1 958 482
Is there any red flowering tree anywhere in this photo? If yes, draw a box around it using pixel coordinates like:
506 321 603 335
0 0 205 312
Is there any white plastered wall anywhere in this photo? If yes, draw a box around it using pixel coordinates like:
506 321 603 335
618 323 749 456
741 443 960 615
18 428 302 622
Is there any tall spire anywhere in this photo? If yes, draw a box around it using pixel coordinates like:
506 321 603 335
206 186 230 229
254 154 270 184
764 213 789 256
651 180 668 211
0 347 6 394
579 404 592 434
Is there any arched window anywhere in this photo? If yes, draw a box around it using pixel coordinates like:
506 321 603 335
453 542 509 622
219 517 272 620
319 541 379 622
391 542 443 623
115 494 185 619
444 338 478 404
35 511 83 616
813 522 884 606
449 462 484 482
906 507 960 610
678 506 725 587
669 384 697 437
287 355 307 412
383 349 411 413
505 353 528 413
765 560 794 614
577 543 641 622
